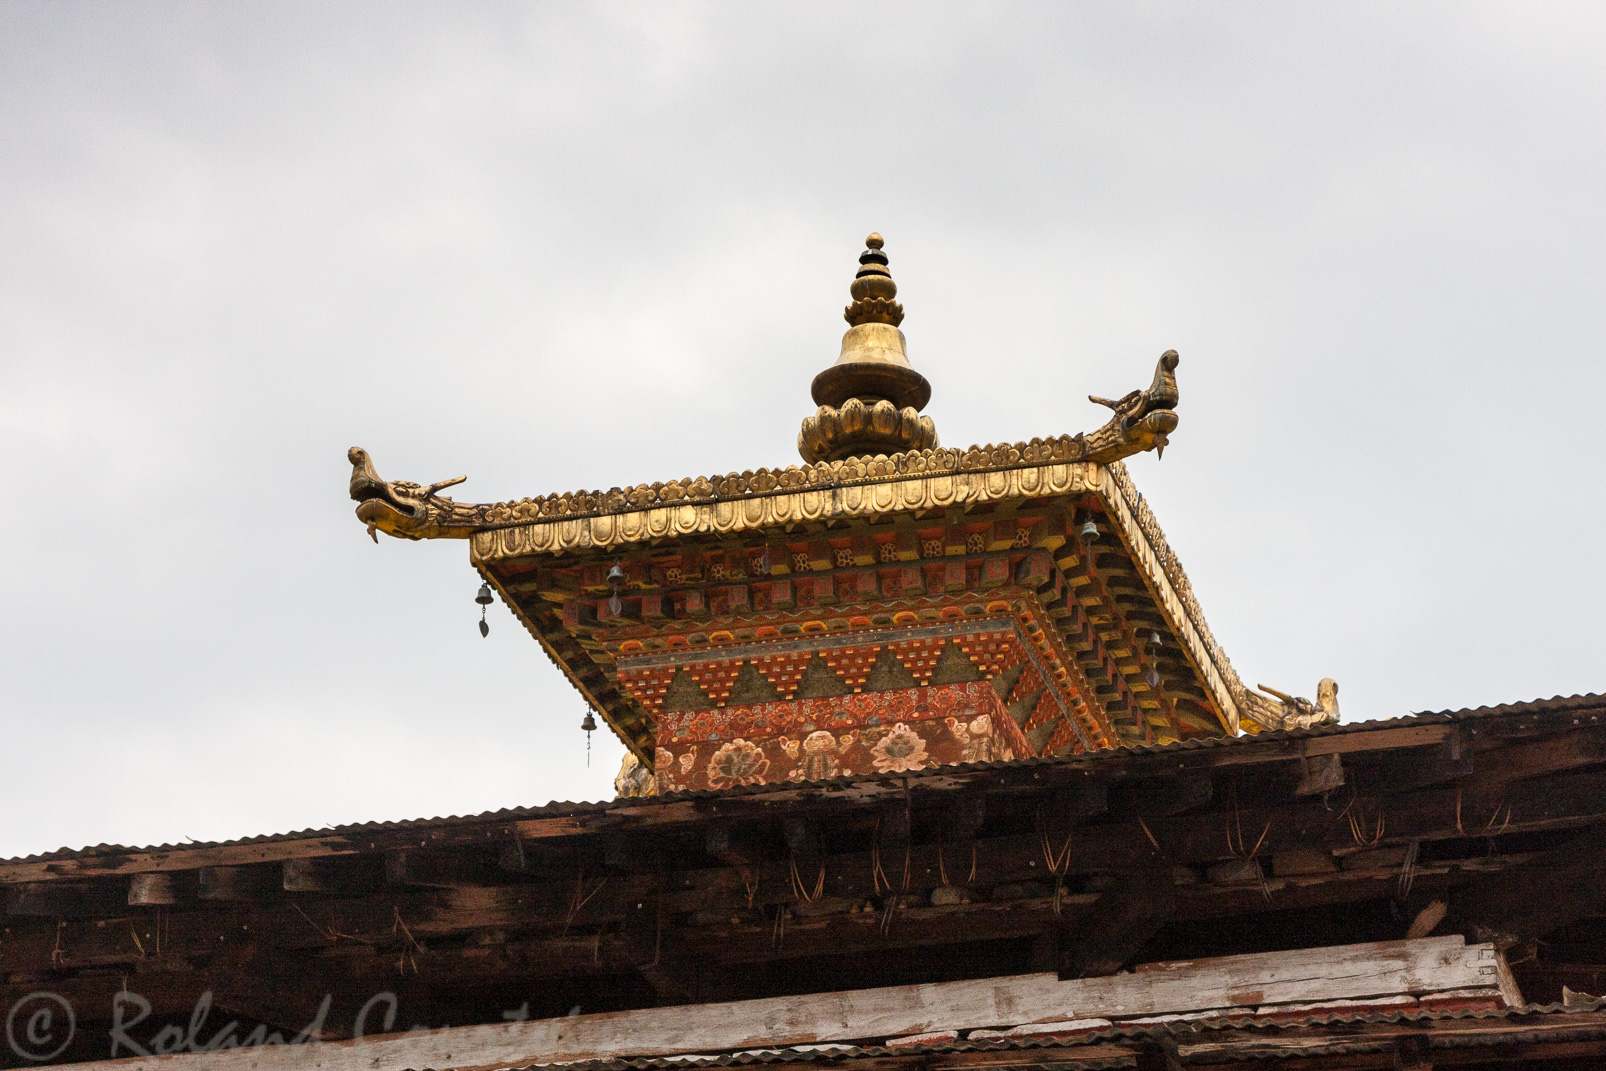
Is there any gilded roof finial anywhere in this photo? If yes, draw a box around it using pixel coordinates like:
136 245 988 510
845 233 903 327
799 234 938 463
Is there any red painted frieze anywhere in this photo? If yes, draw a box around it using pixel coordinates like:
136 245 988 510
654 681 1033 793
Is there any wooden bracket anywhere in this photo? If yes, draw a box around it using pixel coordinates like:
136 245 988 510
1057 868 1176 979
1294 752 1346 796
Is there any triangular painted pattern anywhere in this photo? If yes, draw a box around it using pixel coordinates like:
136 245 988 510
955 630 1020 678
824 644 882 692
726 660 782 706
617 665 679 716
863 645 919 691
687 660 744 707
1007 665 1045 706
1044 717 1079 756
752 650 813 699
1023 689 1061 732
888 637 946 685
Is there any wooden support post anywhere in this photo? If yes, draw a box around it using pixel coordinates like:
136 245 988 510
1056 870 1175 978
1134 1040 1185 1071
127 872 178 906
281 858 334 893
619 897 704 1006
706 824 763 886
198 865 279 902
948 795 986 843
281 857 382 896
603 834 662 873
1294 752 1346 796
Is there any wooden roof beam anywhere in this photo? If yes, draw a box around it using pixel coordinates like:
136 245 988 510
38 936 1509 1071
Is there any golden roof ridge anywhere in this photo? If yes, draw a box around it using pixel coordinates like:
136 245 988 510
348 351 1181 542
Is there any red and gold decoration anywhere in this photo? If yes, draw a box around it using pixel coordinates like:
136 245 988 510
348 233 1311 795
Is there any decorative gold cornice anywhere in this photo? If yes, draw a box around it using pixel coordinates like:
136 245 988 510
461 457 1234 739
469 456 1102 561
348 351 1180 544
466 460 1235 734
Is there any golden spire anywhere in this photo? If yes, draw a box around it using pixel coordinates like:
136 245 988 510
798 234 939 463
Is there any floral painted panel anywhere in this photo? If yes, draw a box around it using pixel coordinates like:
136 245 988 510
653 681 1034 793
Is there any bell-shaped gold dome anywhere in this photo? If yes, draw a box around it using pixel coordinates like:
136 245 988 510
799 234 938 463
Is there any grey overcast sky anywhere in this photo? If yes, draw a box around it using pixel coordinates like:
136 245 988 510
2 3 1602 860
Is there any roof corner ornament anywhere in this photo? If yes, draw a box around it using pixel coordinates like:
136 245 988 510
798 233 939 464
347 447 484 541
1085 349 1181 462
1246 678 1341 731
614 751 657 798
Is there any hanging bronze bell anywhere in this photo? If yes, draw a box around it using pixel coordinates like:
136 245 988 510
476 582 493 637
580 711 597 733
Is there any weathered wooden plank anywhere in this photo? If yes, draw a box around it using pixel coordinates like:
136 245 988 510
1202 724 1455 767
60 938 1500 1071
1463 728 1606 790
1303 724 1454 757
4 880 126 917
0 839 368 886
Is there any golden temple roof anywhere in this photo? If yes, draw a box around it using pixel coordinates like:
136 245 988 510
347 233 1329 766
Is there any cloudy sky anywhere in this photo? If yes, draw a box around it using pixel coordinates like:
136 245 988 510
2 3 1602 860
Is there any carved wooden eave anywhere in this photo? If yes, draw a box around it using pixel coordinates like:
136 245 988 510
348 413 1264 767
483 452 1245 751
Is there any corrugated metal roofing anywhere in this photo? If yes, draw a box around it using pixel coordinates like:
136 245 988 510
5 692 1602 867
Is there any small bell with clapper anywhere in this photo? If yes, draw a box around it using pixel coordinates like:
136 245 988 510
475 582 493 637
581 709 598 765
